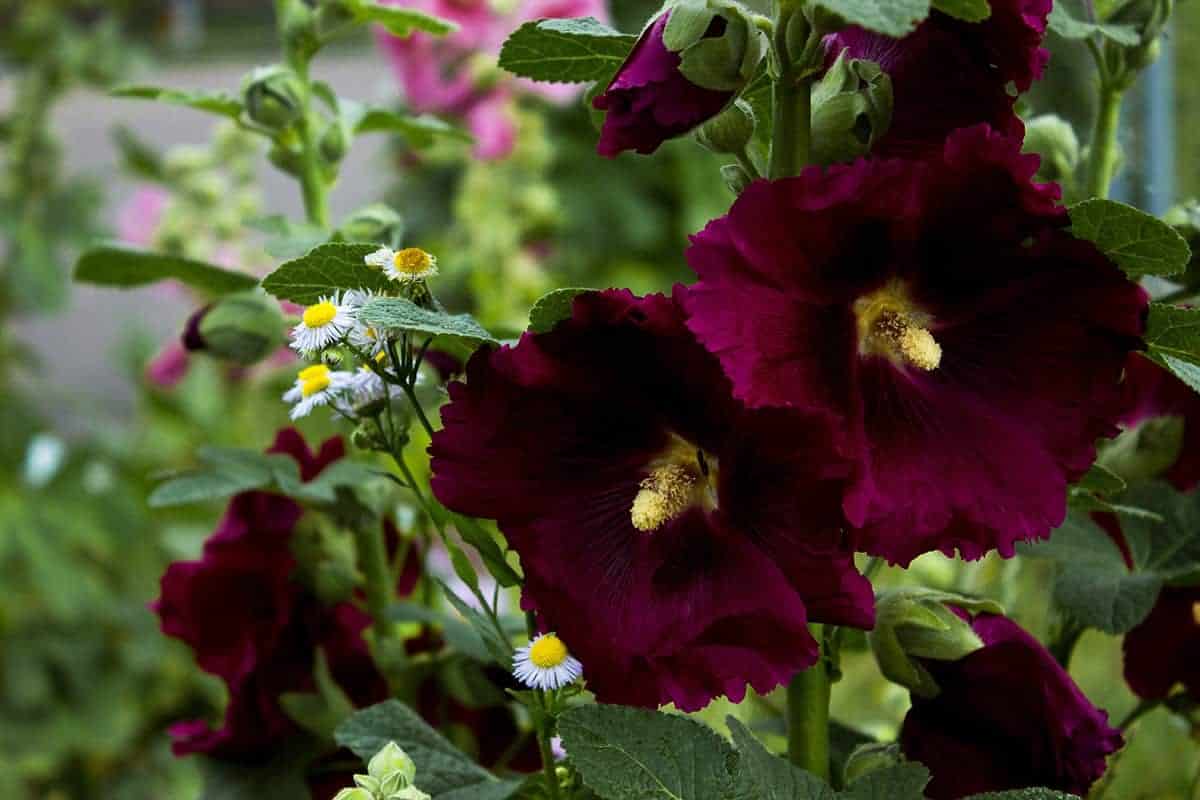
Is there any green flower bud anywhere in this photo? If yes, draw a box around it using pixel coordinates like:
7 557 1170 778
810 50 892 165
868 588 1002 698
353 774 382 795
369 742 417 792
665 0 768 92
316 0 358 38
1022 114 1080 187
269 143 304 177
695 99 756 155
333 788 373 800
194 291 285 364
337 203 405 245
243 66 304 131
388 787 431 800
1098 415 1185 485
842 742 904 785
1103 0 1171 86
720 163 753 195
321 120 350 165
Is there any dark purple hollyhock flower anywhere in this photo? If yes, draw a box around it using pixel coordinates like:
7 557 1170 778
593 12 733 158
1118 351 1200 491
155 429 390 760
182 304 212 352
430 289 873 711
824 0 1050 158
901 611 1122 799
1123 586 1200 701
682 125 1148 565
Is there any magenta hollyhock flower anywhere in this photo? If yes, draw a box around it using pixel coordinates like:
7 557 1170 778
429 289 873 711
1118 352 1200 491
155 430 390 760
900 611 1122 799
682 125 1147 565
1123 586 1200 701
824 0 1050 157
593 12 733 157
145 341 191 388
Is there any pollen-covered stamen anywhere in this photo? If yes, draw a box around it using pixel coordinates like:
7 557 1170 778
529 633 569 668
630 435 719 533
302 301 338 328
391 247 437 280
853 281 942 371
1191 601 1200 626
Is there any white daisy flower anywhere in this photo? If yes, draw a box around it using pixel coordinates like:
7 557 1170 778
350 359 392 406
283 364 354 419
290 293 356 354
364 246 438 282
513 633 582 691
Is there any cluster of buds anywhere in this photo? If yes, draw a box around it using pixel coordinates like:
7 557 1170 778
334 742 430 800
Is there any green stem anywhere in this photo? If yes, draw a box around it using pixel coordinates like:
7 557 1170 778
787 624 830 781
1118 698 1158 730
276 0 330 227
768 3 812 179
352 518 394 643
1086 84 1124 200
403 383 437 440
536 709 563 800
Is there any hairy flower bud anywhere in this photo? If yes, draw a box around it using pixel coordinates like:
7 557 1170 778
243 65 304 131
193 290 286 364
1022 114 1080 187
810 50 892 164
868 588 1001 697
694 99 756 154
720 163 753 195
368 742 417 787
337 203 405 245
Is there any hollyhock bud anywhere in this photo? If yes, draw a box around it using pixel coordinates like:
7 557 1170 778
1104 0 1172 80
191 291 286 364
720 163 753 195
694 99 756 155
899 610 1122 798
810 49 893 164
336 203 404 245
1023 114 1080 187
242 65 304 131
869 588 1000 697
593 1 766 157
842 742 903 785
368 742 417 788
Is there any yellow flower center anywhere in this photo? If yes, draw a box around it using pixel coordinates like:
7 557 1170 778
1192 601 1200 626
301 374 331 397
374 349 388 364
853 280 942 371
630 434 718 533
302 301 338 329
530 634 569 668
393 248 434 277
298 364 330 382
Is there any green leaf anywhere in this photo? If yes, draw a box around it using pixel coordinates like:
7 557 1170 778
454 514 523 588
1047 0 1139 44
1145 304 1200 384
1020 513 1162 634
198 738 320 799
728 718 835 800
147 469 271 508
439 579 513 665
1074 463 1127 496
112 85 243 118
388 601 492 662
810 0 930 37
499 18 637 84
841 764 931 800
1161 353 1200 394
964 791 1080 799
358 296 497 356
528 287 591 333
352 107 473 146
1068 199 1190 277
335 700 511 796
261 242 394 305
1121 481 1200 584
347 0 458 36
931 0 991 21
75 245 258 294
558 705 745 800
245 215 331 260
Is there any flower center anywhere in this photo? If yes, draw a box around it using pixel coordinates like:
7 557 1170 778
298 364 328 381
302 301 337 329
853 281 941 371
393 248 434 277
298 364 331 397
630 434 718 533
529 634 569 668
1192 601 1200 626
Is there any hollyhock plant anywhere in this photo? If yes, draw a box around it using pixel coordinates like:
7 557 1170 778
592 12 735 157
823 0 1051 157
683 125 1148 564
1117 352 1200 491
376 0 607 160
900 610 1123 799
1123 585 1200 701
430 289 873 710
155 429 389 759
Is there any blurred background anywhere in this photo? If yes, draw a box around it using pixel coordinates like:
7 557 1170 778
1 0 1197 797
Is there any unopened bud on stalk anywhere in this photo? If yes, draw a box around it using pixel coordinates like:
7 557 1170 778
843 742 904 785
190 291 286 364
243 65 304 131
695 99 756 155
1023 114 1080 187
665 0 768 92
810 50 892 164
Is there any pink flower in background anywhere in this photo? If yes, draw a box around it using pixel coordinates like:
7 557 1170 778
145 341 190 388
377 0 609 159
117 186 169 248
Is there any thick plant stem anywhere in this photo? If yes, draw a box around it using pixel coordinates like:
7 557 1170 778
768 3 812 179
275 0 331 227
353 521 394 637
787 624 831 781
536 710 563 800
1086 86 1124 200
